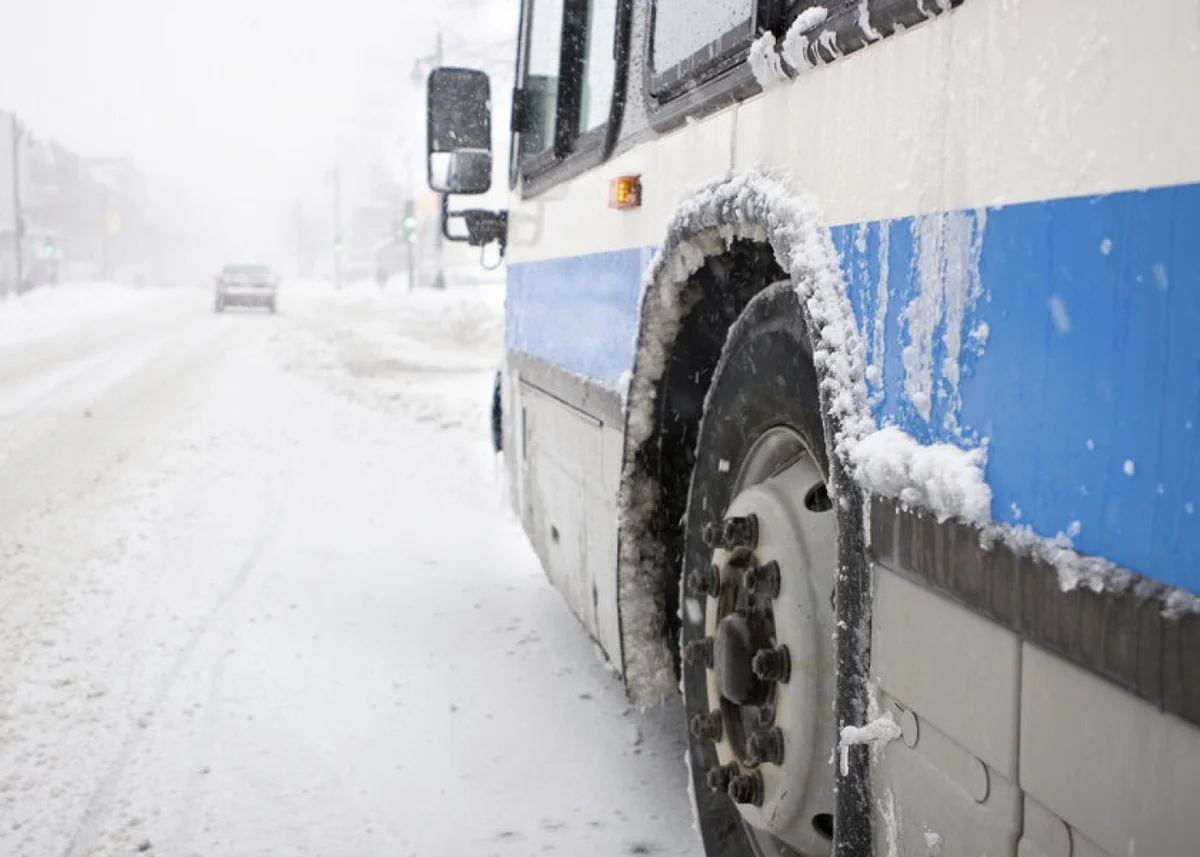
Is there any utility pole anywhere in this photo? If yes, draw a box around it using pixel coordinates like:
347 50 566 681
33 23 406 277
10 116 23 294
430 33 446 291
332 164 343 290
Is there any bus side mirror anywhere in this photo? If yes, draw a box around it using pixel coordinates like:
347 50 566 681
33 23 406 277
426 67 493 196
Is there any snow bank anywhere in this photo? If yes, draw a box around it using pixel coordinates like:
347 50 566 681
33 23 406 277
0 282 172 349
271 280 505 433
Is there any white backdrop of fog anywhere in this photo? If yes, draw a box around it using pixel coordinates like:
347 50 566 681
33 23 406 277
0 0 518 277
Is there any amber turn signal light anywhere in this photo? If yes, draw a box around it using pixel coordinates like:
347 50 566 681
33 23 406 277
608 175 642 210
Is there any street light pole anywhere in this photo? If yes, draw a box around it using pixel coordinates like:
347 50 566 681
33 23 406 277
412 34 447 291
10 116 23 293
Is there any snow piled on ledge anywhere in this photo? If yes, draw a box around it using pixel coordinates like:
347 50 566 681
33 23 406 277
853 424 1200 617
747 32 787 89
851 426 991 526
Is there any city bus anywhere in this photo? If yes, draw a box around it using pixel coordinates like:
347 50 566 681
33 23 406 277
425 1 1200 854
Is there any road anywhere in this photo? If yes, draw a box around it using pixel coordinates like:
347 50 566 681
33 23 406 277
0 282 699 857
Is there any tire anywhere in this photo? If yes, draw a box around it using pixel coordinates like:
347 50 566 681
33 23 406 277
268 299 277 314
681 283 837 857
214 299 224 313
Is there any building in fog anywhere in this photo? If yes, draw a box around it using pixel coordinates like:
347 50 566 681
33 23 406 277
86 156 147 285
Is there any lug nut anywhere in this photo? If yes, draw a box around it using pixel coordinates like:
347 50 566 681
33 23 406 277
727 770 764 806
751 646 791 683
750 704 774 728
722 515 758 549
747 727 785 765
690 710 724 742
701 515 758 550
705 763 739 793
683 637 714 668
687 565 721 597
743 559 781 599
701 521 724 549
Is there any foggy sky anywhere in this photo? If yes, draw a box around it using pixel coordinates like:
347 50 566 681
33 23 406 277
0 0 516 265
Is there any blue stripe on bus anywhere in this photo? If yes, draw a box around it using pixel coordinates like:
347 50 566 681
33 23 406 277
506 246 653 386
506 182 1200 594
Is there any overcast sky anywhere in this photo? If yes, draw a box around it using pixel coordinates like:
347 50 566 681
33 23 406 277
0 0 516 262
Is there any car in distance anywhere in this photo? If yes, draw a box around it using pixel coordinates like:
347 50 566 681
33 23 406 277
214 262 278 313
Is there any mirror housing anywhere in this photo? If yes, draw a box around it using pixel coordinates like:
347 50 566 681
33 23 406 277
426 67 492 195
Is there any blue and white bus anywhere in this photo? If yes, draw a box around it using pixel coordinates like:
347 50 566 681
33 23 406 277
426 1 1200 854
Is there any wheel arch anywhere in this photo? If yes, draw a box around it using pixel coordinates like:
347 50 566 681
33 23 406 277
616 169 869 699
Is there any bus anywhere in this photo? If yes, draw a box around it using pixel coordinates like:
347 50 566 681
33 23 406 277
424 1 1200 855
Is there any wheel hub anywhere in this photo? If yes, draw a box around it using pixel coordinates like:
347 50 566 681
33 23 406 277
714 610 773 707
687 428 838 855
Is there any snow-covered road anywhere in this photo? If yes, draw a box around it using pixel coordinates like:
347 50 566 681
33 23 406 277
0 282 700 857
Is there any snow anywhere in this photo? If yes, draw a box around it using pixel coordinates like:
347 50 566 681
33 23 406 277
879 788 901 857
925 829 944 855
794 6 829 34
901 210 986 429
0 282 700 856
838 711 902 776
0 281 178 349
857 0 882 41
780 8 828 72
968 321 989 351
1153 263 1169 291
748 32 788 90
1100 237 1113 255
1048 295 1072 334
1123 459 1136 476
851 426 992 526
868 220 891 408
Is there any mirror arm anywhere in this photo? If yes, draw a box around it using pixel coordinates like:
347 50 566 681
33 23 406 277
439 194 472 244
439 194 509 257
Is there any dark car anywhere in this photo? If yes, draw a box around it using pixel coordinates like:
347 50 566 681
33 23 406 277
214 262 278 313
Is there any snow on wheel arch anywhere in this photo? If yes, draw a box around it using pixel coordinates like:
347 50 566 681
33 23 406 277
616 168 873 706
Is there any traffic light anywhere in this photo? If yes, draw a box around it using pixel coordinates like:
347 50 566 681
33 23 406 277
39 236 56 258
402 200 417 244
333 236 343 255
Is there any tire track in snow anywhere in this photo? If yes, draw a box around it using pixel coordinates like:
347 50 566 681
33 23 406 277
60 478 287 857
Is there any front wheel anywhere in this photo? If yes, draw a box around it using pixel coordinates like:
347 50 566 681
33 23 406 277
681 283 839 857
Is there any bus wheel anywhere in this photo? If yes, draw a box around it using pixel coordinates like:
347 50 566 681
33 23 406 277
681 283 838 857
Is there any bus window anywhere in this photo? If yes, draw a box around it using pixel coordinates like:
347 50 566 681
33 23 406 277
520 0 564 157
651 0 753 73
578 0 618 134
